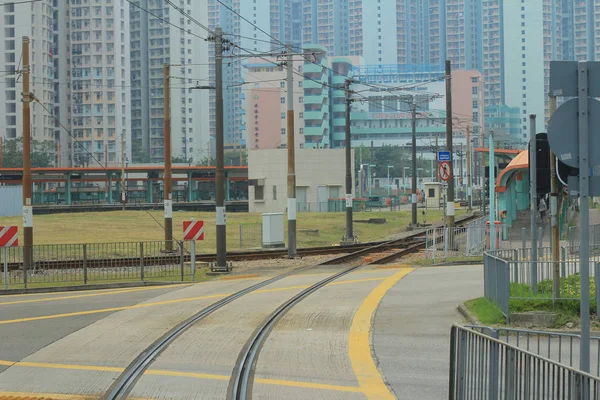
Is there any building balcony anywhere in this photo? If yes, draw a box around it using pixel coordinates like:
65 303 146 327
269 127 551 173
303 78 325 89
304 110 327 120
332 103 345 113
304 94 327 105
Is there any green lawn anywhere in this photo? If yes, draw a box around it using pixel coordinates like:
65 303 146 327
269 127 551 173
465 298 506 325
0 209 467 251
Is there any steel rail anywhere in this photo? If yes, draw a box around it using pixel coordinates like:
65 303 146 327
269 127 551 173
228 241 425 400
99 234 421 399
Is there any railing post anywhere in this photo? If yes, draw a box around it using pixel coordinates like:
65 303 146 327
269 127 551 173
23 246 28 289
594 262 600 319
521 227 526 260
83 244 88 285
140 242 144 281
457 328 467 400
180 241 184 281
506 347 516 400
239 224 243 248
444 227 449 260
488 329 500 400
513 249 519 284
561 246 566 278
448 326 457 400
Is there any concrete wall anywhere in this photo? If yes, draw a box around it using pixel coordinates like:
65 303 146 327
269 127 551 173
248 148 354 213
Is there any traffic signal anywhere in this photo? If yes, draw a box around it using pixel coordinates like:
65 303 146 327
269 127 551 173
529 133 551 197
484 177 489 198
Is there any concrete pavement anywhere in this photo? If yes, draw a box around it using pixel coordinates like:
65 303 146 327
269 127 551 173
372 265 483 399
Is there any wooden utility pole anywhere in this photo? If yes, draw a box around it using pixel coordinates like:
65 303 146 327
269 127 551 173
163 64 173 251
445 60 455 227
286 43 297 256
22 37 33 274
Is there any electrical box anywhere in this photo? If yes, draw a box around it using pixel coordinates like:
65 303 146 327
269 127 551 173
262 212 285 248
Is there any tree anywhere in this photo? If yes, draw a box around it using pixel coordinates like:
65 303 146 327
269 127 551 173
1 138 54 168
132 145 152 164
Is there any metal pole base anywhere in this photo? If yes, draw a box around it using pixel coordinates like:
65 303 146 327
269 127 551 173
340 236 359 246
207 261 233 275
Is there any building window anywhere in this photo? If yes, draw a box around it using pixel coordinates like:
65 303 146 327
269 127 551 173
281 128 286 135
281 97 285 104
299 97 303 103
472 86 478 95
472 112 479 122
255 185 264 200
299 112 303 119
471 77 479 82
273 186 277 200
281 112 285 119
280 81 285 88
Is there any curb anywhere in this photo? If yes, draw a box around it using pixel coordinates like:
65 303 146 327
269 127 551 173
0 281 188 296
457 303 478 325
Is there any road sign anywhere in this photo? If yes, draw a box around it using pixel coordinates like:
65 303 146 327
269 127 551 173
439 161 452 182
0 226 18 247
438 151 451 162
183 220 204 241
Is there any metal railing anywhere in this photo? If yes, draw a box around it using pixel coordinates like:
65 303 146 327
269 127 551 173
449 324 600 399
239 223 262 249
483 245 600 318
1 240 196 290
468 325 600 376
569 224 600 252
425 218 511 262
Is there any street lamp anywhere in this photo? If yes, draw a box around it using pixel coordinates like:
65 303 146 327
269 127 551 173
387 165 394 197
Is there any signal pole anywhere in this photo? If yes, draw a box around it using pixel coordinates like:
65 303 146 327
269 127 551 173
549 96 560 299
22 37 33 271
467 126 473 211
445 60 455 227
285 43 297 257
163 64 173 251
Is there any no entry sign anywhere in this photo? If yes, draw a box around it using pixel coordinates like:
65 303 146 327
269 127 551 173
439 161 452 182
183 220 204 241
0 226 18 247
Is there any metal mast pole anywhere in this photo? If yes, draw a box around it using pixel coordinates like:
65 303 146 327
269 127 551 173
549 96 560 299
121 133 126 211
163 64 173 251
411 102 417 226
286 43 297 256
344 79 354 242
22 37 33 271
529 114 538 290
445 60 455 227
215 27 227 269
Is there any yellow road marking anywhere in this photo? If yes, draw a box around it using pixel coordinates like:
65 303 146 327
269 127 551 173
0 392 93 400
349 267 414 400
219 274 260 281
0 284 193 306
0 360 364 394
375 264 412 269
0 276 387 325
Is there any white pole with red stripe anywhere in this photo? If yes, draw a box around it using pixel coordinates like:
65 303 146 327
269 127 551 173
1 226 19 290
183 219 204 281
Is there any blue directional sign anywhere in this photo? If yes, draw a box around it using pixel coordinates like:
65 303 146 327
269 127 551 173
438 151 451 162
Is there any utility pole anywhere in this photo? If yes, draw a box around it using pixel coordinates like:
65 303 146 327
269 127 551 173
121 134 126 211
214 27 227 270
529 115 538 291
343 78 355 243
445 60 455 227
489 130 496 251
467 126 472 211
435 136 439 182
285 43 297 257
411 103 418 226
22 37 33 272
549 96 560 299
459 143 464 200
163 64 173 251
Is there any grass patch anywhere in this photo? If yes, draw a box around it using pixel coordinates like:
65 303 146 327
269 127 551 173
465 298 506 325
1 209 467 251
412 256 483 266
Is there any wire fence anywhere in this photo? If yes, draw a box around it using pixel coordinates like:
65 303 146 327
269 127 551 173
1 240 196 290
449 325 600 399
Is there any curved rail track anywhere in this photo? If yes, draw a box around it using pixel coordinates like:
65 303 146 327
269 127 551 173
100 214 479 399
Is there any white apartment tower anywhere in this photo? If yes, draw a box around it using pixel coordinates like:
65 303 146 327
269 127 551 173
0 0 55 144
66 0 131 166
130 0 210 164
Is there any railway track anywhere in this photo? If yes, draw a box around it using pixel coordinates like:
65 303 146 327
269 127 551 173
100 215 480 399
5 214 479 273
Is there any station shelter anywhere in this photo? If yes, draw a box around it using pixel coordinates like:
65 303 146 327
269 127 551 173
495 150 530 227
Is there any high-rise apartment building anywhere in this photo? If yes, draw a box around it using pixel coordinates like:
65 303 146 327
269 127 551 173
302 0 350 57
445 0 482 70
65 0 131 167
129 0 210 164
482 0 561 136
0 0 55 144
